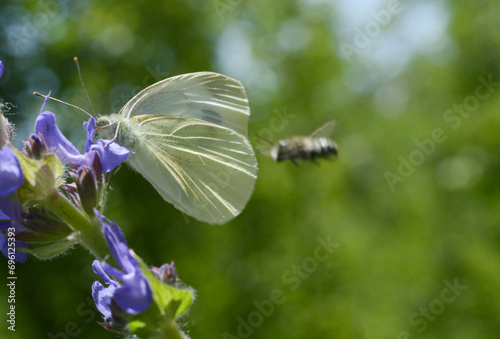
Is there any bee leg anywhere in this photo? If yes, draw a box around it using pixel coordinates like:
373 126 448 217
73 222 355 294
291 159 299 167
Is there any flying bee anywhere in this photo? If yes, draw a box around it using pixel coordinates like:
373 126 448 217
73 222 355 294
260 120 338 166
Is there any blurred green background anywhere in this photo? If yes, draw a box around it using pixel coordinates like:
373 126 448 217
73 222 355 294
1 0 500 338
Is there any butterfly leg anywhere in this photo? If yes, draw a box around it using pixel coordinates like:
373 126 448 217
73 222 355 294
103 121 121 149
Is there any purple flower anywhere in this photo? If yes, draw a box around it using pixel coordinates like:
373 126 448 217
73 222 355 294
0 60 4 78
83 118 130 173
92 211 152 324
0 145 23 197
0 198 28 263
34 111 129 172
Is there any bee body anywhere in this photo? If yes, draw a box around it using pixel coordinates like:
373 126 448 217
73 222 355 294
265 120 338 165
270 136 338 163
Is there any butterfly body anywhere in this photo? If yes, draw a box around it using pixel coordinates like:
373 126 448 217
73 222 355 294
271 136 337 163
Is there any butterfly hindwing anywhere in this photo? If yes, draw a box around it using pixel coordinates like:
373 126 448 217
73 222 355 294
123 115 258 224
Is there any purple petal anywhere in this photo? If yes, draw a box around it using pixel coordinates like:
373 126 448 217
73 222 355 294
113 272 152 314
39 91 51 115
92 280 117 321
0 198 22 221
102 261 127 281
92 260 120 321
92 260 114 285
0 198 27 263
95 211 138 278
0 233 27 263
92 212 153 318
0 146 23 197
101 219 137 275
35 112 85 166
0 210 8 221
0 61 4 78
83 118 96 153
95 211 128 247
89 140 129 173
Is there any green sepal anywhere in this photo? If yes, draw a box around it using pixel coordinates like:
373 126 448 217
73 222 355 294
24 233 79 259
127 251 193 338
16 229 73 243
134 251 193 318
18 208 73 242
13 149 63 204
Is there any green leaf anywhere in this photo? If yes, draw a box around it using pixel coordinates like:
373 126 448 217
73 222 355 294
132 251 193 318
26 235 78 259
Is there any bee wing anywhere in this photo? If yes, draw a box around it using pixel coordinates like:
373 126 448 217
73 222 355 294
126 115 258 224
310 120 336 138
120 72 250 136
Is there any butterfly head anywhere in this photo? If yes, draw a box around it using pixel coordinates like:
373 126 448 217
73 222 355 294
95 115 120 140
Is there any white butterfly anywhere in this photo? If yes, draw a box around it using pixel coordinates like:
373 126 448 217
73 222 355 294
96 72 258 224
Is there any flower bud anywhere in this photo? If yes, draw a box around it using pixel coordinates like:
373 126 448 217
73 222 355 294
23 133 49 159
60 183 80 207
91 151 104 187
76 166 98 215
19 207 73 243
151 262 178 286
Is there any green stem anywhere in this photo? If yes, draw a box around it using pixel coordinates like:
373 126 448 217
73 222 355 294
42 190 109 260
155 320 186 339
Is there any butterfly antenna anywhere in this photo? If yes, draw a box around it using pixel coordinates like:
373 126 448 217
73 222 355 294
33 92 93 118
73 56 97 117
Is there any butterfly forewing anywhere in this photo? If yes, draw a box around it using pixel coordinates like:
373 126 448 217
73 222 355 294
123 115 258 224
120 72 250 136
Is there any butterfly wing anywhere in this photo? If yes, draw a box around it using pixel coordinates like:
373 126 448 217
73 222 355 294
120 72 250 136
310 120 336 138
124 115 258 224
